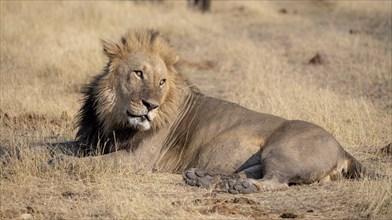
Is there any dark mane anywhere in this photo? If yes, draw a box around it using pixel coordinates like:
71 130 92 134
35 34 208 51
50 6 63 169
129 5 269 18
74 30 198 155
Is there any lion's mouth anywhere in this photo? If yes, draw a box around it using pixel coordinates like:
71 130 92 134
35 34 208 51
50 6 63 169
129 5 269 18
126 110 151 122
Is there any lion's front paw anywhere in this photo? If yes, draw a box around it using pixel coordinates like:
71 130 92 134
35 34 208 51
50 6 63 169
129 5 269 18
183 168 214 188
227 178 258 194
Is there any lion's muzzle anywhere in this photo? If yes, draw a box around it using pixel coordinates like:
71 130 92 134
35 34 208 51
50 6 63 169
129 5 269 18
126 109 157 131
142 99 159 111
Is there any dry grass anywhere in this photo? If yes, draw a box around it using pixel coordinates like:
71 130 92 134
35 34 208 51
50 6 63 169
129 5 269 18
1 1 391 219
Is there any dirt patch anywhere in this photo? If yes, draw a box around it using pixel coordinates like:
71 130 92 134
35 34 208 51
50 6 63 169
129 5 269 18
307 53 326 65
280 212 298 218
172 195 308 219
0 110 72 131
349 29 372 35
189 196 270 218
0 206 38 219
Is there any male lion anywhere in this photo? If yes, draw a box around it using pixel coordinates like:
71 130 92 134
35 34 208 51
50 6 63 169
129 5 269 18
65 29 375 194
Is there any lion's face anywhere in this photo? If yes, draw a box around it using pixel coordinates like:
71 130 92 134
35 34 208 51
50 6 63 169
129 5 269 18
113 52 169 131
84 30 180 135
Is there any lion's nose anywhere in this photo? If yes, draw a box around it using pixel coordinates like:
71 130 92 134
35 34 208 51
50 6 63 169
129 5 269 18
142 99 159 111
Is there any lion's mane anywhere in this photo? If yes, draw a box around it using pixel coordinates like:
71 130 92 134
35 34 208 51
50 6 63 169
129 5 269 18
75 29 197 155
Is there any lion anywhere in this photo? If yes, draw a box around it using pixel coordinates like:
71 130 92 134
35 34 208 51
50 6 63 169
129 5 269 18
60 29 377 194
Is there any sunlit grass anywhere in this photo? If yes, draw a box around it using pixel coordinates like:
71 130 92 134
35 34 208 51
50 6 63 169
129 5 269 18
1 1 391 219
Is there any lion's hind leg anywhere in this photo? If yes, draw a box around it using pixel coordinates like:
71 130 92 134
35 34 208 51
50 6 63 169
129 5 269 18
183 168 243 192
226 178 288 194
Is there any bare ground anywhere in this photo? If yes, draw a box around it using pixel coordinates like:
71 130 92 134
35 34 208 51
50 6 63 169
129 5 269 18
1 1 391 219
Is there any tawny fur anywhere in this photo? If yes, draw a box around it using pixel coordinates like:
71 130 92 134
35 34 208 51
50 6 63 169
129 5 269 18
73 29 377 192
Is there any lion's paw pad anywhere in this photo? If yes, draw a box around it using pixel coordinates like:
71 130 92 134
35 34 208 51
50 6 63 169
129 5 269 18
183 168 213 188
227 179 258 194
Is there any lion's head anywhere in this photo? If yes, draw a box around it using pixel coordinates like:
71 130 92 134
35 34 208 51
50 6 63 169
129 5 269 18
76 29 191 151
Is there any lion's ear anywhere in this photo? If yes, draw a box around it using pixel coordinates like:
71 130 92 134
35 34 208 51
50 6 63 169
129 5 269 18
166 54 179 67
174 55 179 64
101 39 123 60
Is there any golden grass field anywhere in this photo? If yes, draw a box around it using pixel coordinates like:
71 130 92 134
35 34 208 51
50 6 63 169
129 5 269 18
1 1 391 219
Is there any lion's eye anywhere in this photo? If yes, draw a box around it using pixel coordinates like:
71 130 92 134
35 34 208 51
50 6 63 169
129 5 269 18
134 70 143 79
159 79 166 87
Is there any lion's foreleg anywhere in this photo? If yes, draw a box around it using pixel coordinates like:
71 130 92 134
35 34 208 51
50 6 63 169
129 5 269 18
183 168 256 194
42 150 132 171
183 168 289 194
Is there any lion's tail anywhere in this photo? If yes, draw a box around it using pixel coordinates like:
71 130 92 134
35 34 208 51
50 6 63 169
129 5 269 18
343 151 384 180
